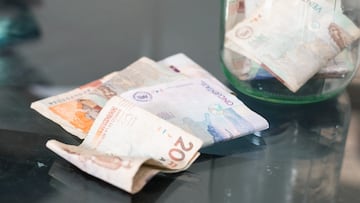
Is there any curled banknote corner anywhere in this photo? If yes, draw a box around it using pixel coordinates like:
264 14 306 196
226 0 360 92
46 140 156 194
47 96 203 194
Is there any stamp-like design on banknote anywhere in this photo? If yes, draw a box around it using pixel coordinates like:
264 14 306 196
132 91 152 102
235 26 253 39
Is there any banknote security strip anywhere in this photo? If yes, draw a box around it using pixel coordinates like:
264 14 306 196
32 53 269 193
224 0 360 92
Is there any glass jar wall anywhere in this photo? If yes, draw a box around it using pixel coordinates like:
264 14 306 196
220 0 360 104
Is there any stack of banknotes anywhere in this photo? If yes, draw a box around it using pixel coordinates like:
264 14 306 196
223 0 360 92
31 53 269 194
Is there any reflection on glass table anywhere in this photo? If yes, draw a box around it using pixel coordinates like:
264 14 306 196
204 92 350 203
0 49 47 87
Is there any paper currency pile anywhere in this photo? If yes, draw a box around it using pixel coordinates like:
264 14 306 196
223 0 360 92
31 53 269 194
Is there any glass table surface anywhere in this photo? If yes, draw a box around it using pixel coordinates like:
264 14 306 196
0 1 359 202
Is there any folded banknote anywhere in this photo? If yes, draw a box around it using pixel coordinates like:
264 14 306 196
38 55 269 194
46 76 269 193
47 96 203 194
226 0 360 92
31 54 232 139
31 57 187 138
121 78 269 146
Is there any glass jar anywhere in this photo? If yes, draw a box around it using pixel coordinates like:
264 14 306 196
220 0 360 104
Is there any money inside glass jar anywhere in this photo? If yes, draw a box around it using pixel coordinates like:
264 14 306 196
221 0 360 103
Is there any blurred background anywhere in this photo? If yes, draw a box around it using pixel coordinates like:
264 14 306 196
0 0 359 202
16 0 224 86
4 0 360 89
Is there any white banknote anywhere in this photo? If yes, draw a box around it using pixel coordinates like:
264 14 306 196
47 96 203 194
31 54 227 139
226 0 360 92
121 78 269 146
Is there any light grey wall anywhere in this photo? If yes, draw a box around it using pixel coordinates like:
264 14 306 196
18 0 224 86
